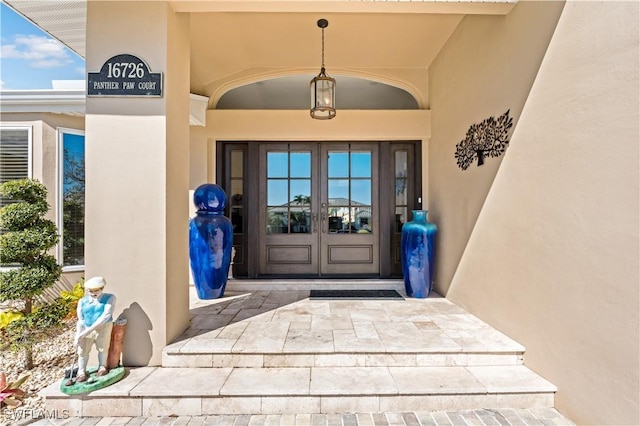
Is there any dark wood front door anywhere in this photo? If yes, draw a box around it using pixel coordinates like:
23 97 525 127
219 141 420 279
258 142 379 276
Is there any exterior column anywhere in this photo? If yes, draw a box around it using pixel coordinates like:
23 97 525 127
85 1 190 365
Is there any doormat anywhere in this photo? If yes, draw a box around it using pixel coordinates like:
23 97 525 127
309 289 404 299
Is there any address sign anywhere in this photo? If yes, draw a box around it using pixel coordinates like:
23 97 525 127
88 54 163 97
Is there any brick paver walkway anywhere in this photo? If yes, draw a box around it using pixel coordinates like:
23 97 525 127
21 407 575 425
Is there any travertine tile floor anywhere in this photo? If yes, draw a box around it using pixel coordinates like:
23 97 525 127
32 284 576 425
165 287 527 358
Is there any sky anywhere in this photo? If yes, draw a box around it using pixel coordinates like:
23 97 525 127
0 2 85 90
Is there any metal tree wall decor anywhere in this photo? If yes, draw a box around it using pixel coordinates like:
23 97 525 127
455 110 513 170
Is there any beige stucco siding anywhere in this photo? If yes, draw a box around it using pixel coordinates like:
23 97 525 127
430 0 639 423
85 1 190 366
428 0 566 294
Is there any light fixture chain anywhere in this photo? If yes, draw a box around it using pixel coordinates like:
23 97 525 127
321 27 325 69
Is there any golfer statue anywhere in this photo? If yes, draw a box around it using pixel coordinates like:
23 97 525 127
74 276 116 382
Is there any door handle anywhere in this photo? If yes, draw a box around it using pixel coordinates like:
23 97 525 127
312 213 318 233
321 203 327 233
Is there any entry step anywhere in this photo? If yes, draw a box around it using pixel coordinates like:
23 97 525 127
162 349 524 368
41 365 556 417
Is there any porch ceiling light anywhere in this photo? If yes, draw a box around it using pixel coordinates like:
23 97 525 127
310 19 336 120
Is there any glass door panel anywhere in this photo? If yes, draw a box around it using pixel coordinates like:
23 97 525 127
259 142 380 276
321 143 378 275
260 144 319 275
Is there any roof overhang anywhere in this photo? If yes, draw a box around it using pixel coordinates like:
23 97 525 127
2 0 517 111
0 89 85 116
0 89 210 126
3 0 517 63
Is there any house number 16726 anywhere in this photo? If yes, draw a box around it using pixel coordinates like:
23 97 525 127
107 62 145 79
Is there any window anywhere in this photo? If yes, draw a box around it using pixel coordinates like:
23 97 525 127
327 148 373 234
0 127 31 208
58 129 85 269
394 150 409 233
229 150 244 234
266 149 312 234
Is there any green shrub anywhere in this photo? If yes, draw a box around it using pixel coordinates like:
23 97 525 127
0 179 66 370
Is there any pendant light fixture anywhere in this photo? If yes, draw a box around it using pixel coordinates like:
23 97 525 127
310 19 336 120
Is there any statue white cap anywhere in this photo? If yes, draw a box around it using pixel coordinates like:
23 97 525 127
84 276 107 290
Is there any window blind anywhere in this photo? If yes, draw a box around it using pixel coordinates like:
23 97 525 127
0 128 30 208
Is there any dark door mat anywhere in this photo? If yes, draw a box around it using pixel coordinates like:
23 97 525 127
309 289 404 299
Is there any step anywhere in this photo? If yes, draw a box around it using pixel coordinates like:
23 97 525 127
41 365 556 417
162 343 525 368
162 350 525 368
163 289 526 369
41 287 556 417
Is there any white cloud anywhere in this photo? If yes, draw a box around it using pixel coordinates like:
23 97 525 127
0 80 5 89
0 34 72 68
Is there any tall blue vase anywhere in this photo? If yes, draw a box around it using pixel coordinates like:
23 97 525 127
401 210 437 298
189 184 233 299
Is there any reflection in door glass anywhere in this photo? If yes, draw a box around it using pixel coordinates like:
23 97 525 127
266 148 312 234
326 147 373 234
267 207 289 234
328 179 349 201
231 179 243 202
291 152 311 178
290 207 311 234
230 150 244 235
267 152 288 178
351 180 371 205
394 150 409 232
267 180 288 206
328 152 349 178
351 152 371 177
231 151 244 178
290 180 311 204
395 206 407 233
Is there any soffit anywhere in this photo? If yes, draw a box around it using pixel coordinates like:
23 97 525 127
190 11 464 104
4 1 516 109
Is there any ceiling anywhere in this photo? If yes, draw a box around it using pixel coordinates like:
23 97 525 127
4 1 515 110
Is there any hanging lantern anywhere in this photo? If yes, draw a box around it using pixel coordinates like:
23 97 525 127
310 19 336 120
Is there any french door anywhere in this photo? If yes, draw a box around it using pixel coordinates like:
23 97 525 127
258 142 379 275
219 141 420 278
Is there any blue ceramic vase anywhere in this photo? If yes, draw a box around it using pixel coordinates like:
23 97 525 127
189 184 233 299
401 210 437 298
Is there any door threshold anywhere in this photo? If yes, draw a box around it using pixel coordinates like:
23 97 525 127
226 278 405 292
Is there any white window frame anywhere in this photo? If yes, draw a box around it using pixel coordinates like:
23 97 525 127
57 127 85 272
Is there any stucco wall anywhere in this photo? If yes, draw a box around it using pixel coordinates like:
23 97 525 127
428 0 566 293
430 1 639 423
85 1 190 366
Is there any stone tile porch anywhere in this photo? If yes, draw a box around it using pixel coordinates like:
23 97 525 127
39 280 569 422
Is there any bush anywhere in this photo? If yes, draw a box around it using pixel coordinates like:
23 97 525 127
0 179 66 370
